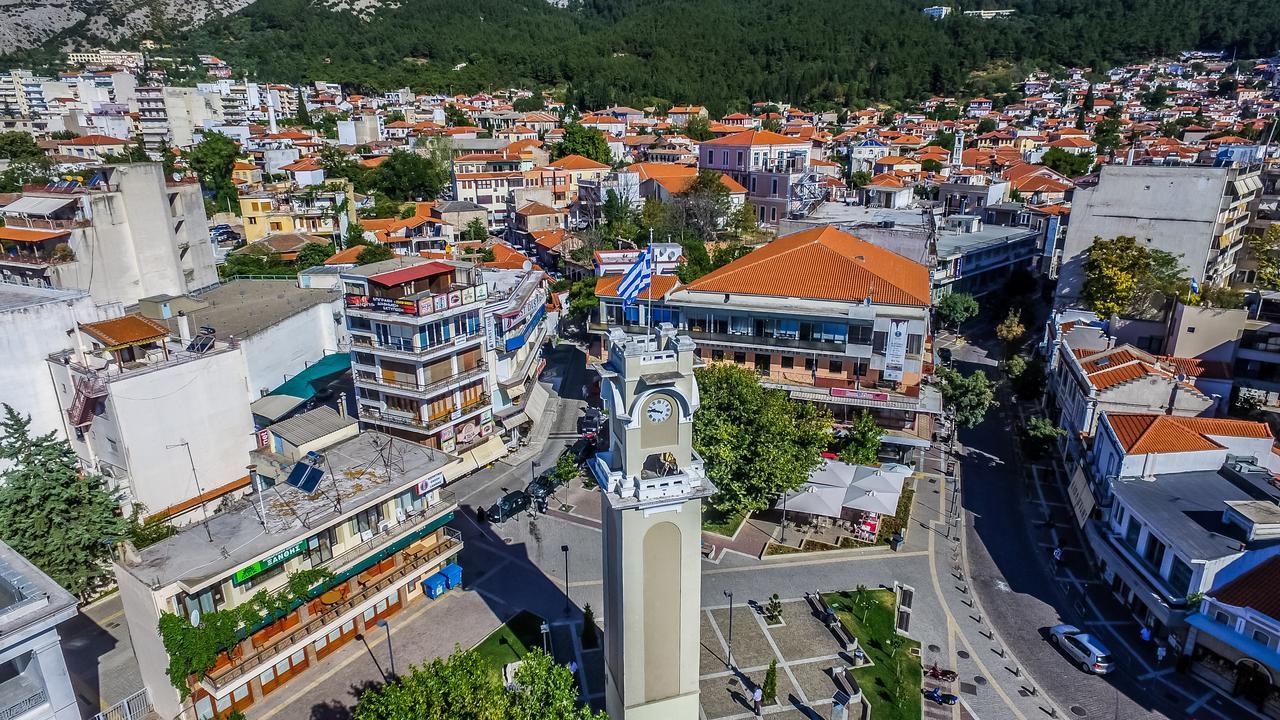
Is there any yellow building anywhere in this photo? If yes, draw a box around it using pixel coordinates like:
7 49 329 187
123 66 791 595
239 188 353 242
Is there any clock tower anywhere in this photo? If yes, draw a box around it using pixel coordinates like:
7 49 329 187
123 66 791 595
588 325 713 720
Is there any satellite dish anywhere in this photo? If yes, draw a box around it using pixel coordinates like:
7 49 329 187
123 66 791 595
172 172 183 182
522 260 532 271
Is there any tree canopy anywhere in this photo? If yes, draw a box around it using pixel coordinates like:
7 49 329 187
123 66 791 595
838 410 882 466
552 123 613 166
694 363 832 515
936 368 995 429
1080 235 1186 317
187 131 241 213
352 647 603 720
1039 147 1094 177
935 293 978 329
0 405 127 597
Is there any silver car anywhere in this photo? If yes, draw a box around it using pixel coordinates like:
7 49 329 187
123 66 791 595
1049 624 1116 675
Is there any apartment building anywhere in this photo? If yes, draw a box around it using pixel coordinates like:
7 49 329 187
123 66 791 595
343 259 505 462
0 164 219 308
46 314 257 521
698 129 824 224
0 541 79 720
1056 163 1262 306
591 225 940 449
450 170 530 228
481 266 549 417
115 426 465 720
239 188 355 243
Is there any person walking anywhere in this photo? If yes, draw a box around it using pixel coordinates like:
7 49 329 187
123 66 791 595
1156 645 1168 665
752 686 763 716
1052 546 1063 570
1140 626 1152 643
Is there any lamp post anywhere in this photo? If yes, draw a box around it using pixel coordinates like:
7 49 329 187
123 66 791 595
540 621 550 654
376 619 395 677
723 590 735 669
561 544 571 615
780 491 789 543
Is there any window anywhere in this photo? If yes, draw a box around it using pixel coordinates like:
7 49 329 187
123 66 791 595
1167 555 1194 597
829 360 843 375
1214 611 1231 625
352 504 384 538
706 150 713 164
907 334 923 355
733 352 746 363
736 151 743 166
1123 516 1142 550
307 527 336 566
849 322 874 345
771 178 778 196
712 349 725 361
781 356 794 369
770 207 777 222
805 358 816 372
750 177 757 193
1253 629 1271 645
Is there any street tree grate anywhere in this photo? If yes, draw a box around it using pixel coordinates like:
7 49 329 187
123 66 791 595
957 650 970 659
959 682 978 695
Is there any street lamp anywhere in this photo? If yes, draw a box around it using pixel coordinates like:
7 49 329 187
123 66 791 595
727 589 737 666
561 544 571 615
376 619 395 677
779 491 789 543
541 621 550 654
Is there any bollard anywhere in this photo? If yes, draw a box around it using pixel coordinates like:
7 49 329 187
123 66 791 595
1012 665 1021 677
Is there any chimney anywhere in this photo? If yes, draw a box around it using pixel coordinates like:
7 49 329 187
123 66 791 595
177 312 192 345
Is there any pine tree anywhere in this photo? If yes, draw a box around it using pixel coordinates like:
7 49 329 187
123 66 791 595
0 405 127 597
762 658 778 704
296 90 313 127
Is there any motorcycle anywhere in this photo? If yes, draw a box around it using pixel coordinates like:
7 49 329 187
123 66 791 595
926 662 959 682
923 687 959 706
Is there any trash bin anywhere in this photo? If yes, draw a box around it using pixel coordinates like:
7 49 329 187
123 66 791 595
890 532 904 551
422 572 448 599
441 563 463 589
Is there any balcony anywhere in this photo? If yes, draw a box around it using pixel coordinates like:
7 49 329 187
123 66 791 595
359 396 491 434
344 293 485 322
1 215 88 231
353 362 488 399
350 331 484 360
203 527 462 691
687 328 859 354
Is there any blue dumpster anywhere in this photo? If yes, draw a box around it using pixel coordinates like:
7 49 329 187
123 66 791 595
441 563 462 589
421 572 447 599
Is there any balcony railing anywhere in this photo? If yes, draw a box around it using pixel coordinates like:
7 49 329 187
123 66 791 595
350 331 484 357
0 688 47 720
359 396 491 433
1 215 88 230
0 252 73 267
315 497 456 577
354 362 488 397
204 528 462 690
686 328 862 353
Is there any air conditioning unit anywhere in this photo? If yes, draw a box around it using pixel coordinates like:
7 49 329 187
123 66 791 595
378 520 392 534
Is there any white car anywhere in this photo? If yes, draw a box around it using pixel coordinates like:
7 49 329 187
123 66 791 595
1049 624 1116 675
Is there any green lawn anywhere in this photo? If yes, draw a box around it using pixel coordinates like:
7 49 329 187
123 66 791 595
822 589 921 720
702 506 746 536
472 611 547 675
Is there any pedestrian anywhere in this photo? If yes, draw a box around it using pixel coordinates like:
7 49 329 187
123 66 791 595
568 660 578 675
1156 645 1167 665
1140 626 1152 643
1052 546 1063 569
752 686 763 716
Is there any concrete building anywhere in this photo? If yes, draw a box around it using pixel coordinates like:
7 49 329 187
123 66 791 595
932 214 1040 299
1056 164 1262 306
0 541 79 720
0 164 219 309
0 284 116 456
343 258 506 465
699 129 823 224
238 188 355 243
481 266 549 423
114 427 466 720
591 225 940 451
46 314 257 521
589 327 713 719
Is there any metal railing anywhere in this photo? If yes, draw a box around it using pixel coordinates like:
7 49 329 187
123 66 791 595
205 530 462 689
353 362 488 396
359 397 491 432
315 497 456 576
0 689 46 720
351 331 484 356
89 689 150 720
1 216 89 230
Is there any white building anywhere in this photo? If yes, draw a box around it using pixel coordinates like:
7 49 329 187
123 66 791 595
0 541 80 720
481 267 549 421
0 163 219 309
46 314 257 522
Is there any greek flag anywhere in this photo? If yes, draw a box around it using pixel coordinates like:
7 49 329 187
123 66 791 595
1189 277 1200 295
618 245 653 306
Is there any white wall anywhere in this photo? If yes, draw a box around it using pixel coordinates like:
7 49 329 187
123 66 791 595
0 287 117 467
241 299 347 398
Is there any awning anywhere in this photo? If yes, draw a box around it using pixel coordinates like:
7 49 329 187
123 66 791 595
879 430 932 448
1188 612 1280 672
250 394 307 423
0 226 70 243
267 353 351 401
1 196 76 215
505 382 526 400
501 411 531 430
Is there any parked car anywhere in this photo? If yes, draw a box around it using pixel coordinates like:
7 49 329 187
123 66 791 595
527 471 564 500
1049 624 1115 674
570 436 597 464
486 490 531 524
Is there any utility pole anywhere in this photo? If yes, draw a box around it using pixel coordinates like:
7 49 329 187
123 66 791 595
168 441 213 542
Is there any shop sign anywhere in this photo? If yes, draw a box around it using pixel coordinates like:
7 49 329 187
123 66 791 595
884 318 908 382
830 387 890 402
416 472 445 495
232 540 307 586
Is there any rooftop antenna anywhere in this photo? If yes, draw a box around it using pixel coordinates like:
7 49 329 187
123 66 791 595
322 452 344 514
269 481 310 530
167 441 214 543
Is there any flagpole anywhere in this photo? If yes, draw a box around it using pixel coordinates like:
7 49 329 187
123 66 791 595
647 229 654 338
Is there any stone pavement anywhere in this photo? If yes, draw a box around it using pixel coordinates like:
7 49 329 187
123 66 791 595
59 594 144 716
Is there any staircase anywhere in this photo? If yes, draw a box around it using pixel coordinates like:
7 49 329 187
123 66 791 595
67 375 107 427
789 171 826 218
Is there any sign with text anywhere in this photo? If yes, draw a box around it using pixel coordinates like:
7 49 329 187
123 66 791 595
831 387 890 402
883 318 908 382
416 472 445 495
232 540 307 586
345 294 418 316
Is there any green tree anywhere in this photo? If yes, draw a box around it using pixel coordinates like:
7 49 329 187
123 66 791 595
345 222 369 248
581 603 598 649
565 278 599 323
352 647 602 720
976 118 998 134
849 170 872 188
1080 236 1186 317
684 115 715 141
995 308 1026 356
1022 416 1066 458
935 292 978 330
673 170 732 240
921 158 944 174
368 149 449 201
838 410 881 466
157 140 178 177
318 144 364 182
763 658 778 704
444 105 471 127
464 218 489 243
102 137 150 163
0 131 45 160
1039 147 1093 177
728 201 758 239
936 368 994 429
1249 225 1280 289
0 405 128 597
552 123 613 166
294 241 336 268
0 159 53 193
295 90 312 127
513 95 545 112
1082 84 1095 113
357 244 395 265
1093 118 1123 154
187 131 240 214
694 363 833 515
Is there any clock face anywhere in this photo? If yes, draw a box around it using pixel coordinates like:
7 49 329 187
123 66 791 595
646 396 673 424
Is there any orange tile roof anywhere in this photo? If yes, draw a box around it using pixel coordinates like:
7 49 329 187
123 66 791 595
62 134 127 146
532 228 568 250
484 243 538 270
1105 413 1273 454
545 154 610 171
701 129 808 147
80 314 169 348
682 225 930 306
1211 555 1280 618
324 245 365 265
595 273 681 300
652 174 746 195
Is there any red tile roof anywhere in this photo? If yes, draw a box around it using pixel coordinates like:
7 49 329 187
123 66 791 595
701 129 808 147
545 154 610 171
62 134 127 146
1212 555 1280 618
80 314 169 348
1105 413 1273 454
595 273 681 300
324 245 365 265
682 225 930 307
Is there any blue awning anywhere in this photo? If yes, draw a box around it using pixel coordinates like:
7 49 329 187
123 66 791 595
503 304 546 352
1188 611 1280 672
268 353 351 400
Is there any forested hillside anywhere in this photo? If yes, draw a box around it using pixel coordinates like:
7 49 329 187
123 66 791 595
30 0 1280 110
